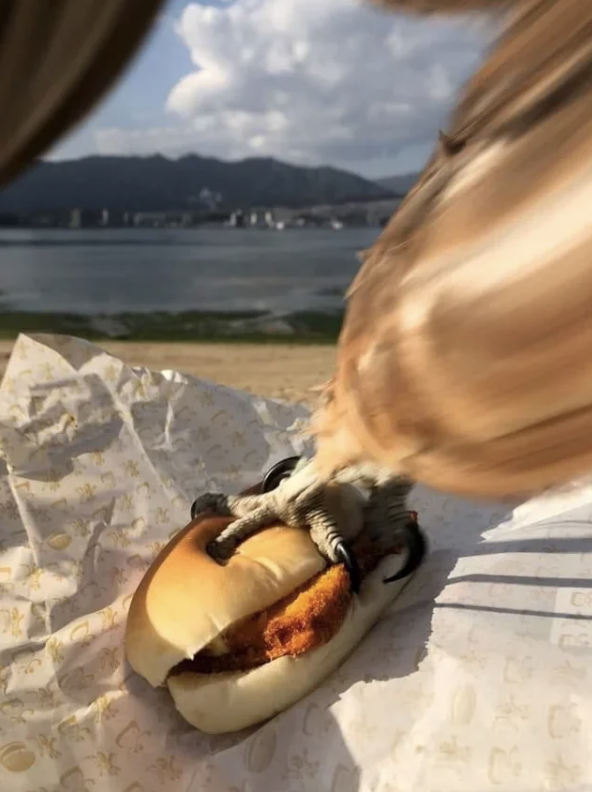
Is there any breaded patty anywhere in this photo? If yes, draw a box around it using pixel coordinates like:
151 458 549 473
171 535 401 676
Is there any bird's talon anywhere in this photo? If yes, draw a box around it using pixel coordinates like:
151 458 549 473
334 540 361 594
206 540 217 558
262 455 301 493
383 519 427 584
206 536 236 562
190 492 230 520
206 540 226 562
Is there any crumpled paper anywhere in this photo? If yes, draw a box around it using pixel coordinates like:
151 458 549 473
1 333 592 792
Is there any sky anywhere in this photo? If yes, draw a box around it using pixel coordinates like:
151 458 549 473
48 0 491 180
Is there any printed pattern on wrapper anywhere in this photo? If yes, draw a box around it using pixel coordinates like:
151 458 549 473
0 332 592 792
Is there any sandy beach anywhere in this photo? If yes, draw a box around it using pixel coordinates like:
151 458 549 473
0 339 336 406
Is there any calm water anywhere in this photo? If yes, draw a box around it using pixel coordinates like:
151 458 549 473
0 227 380 315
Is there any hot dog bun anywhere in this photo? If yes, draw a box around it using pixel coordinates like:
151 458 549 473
125 511 413 734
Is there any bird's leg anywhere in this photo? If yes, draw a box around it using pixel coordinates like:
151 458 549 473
206 473 334 559
191 488 279 521
207 503 275 561
362 473 426 583
190 460 425 585
190 492 233 520
226 490 276 517
192 488 285 559
307 506 362 593
332 461 408 492
192 458 364 588
364 474 415 541
194 460 320 559
307 508 346 562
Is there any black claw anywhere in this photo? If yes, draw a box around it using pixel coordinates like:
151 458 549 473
206 539 228 562
383 518 427 584
205 540 217 559
335 540 361 594
262 455 301 493
190 499 201 520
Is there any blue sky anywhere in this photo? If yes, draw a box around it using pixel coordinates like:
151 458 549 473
50 0 487 179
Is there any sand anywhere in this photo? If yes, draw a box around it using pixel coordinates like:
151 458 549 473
0 340 336 406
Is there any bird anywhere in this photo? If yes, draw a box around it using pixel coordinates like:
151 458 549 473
3 0 592 524
309 0 592 503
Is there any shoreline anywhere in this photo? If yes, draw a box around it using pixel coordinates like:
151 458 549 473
0 308 344 345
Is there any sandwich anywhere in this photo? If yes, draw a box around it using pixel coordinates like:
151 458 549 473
124 460 424 734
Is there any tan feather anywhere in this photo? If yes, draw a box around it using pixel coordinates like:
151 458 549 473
313 0 592 500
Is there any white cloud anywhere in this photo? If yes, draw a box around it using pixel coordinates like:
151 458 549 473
95 0 489 175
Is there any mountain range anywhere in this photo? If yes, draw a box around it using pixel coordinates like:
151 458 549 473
376 172 419 195
0 154 403 214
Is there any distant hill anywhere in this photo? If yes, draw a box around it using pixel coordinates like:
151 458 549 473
375 172 419 196
0 153 394 213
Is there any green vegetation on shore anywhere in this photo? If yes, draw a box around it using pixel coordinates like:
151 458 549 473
0 309 343 345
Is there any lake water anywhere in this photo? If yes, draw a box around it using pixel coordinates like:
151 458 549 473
0 227 381 315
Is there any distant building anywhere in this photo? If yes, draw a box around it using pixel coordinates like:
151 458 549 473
228 210 245 228
69 208 82 228
69 208 98 228
107 209 129 227
132 211 168 228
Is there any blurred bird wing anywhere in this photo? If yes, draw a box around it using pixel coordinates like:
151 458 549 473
316 0 592 498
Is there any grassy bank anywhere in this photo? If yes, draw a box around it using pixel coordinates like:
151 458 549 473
0 309 344 344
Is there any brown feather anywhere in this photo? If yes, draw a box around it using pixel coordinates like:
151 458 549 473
312 0 592 499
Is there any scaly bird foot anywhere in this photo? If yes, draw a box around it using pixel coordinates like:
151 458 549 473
191 457 363 590
362 475 427 584
190 462 426 588
190 492 233 520
206 504 274 561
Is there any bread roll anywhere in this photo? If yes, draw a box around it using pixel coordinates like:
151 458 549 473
125 513 326 687
167 551 409 733
125 511 413 733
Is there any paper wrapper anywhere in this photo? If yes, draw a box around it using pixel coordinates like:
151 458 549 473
1 333 592 792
